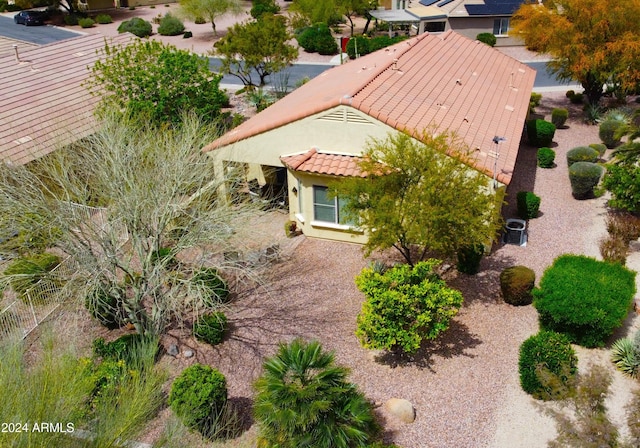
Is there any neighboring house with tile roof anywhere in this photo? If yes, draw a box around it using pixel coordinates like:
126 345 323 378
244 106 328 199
0 33 133 166
373 0 525 46
204 30 535 244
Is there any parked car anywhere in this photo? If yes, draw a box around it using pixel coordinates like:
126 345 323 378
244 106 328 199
14 10 47 26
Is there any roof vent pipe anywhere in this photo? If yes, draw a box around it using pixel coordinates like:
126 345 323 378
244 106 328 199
13 44 20 63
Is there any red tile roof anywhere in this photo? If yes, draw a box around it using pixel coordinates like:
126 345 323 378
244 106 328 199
281 149 367 178
0 33 133 166
205 30 535 185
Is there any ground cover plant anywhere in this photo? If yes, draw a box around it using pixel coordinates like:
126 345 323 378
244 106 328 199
355 260 464 355
253 338 379 447
533 254 636 347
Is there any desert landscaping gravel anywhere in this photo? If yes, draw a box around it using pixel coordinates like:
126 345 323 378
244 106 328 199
18 8 640 445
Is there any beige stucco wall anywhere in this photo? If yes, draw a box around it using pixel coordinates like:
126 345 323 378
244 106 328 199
209 105 398 166
287 171 369 244
447 17 522 46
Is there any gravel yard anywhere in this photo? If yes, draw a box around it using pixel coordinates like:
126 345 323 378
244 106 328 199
149 93 640 447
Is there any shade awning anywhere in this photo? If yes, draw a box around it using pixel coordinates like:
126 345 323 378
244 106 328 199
368 9 421 22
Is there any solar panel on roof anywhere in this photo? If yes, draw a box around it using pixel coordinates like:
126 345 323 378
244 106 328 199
465 0 524 15
420 0 440 5
436 0 455 6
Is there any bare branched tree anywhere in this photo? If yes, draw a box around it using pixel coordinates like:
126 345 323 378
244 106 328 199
0 110 261 336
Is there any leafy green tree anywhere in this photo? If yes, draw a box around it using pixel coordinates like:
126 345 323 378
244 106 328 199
355 260 464 355
213 15 297 87
86 40 228 126
331 132 502 265
290 0 338 26
178 0 242 35
335 0 369 36
253 339 379 447
0 111 259 337
511 0 640 105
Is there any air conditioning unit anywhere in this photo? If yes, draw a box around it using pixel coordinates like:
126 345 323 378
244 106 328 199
503 218 527 246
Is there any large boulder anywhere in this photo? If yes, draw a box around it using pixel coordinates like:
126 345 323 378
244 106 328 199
384 398 416 423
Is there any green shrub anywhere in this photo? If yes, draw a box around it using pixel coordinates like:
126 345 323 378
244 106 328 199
476 32 496 46
191 267 230 306
603 163 640 213
355 260 463 354
589 143 607 157
516 191 541 219
194 16 205 24
566 146 599 166
95 13 112 24
254 339 379 447
346 35 370 59
566 90 575 98
569 92 583 104
569 161 604 199
297 24 337 54
63 14 78 25
456 244 484 275
537 147 555 168
85 284 126 330
518 331 577 400
78 17 94 28
250 0 279 19
169 364 227 435
158 13 184 36
315 30 339 55
194 312 227 345
533 254 637 347
92 334 157 365
526 119 556 146
529 92 542 113
599 119 623 148
551 108 568 128
183 31 193 38
4 253 61 303
117 17 152 38
369 35 406 52
500 265 535 306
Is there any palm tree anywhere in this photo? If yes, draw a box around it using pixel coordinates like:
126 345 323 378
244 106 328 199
253 339 378 448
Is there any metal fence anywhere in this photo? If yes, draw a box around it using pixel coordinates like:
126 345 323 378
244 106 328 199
0 202 129 343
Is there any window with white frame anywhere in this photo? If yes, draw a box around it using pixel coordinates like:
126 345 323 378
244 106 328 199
493 18 510 36
312 186 352 225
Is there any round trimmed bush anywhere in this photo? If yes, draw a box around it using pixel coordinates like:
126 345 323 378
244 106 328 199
346 35 370 59
296 24 337 55
85 285 126 330
169 364 227 433
158 13 184 36
456 244 484 275
569 92 583 104
537 147 555 168
183 31 193 38
476 32 496 46
526 119 556 147
191 267 229 306
599 119 623 148
500 266 535 306
568 161 604 199
589 143 607 157
551 108 568 128
63 14 79 25
533 254 636 347
194 312 227 345
95 13 112 24
78 17 94 28
315 32 339 55
566 146 599 166
516 191 541 219
117 17 152 38
519 330 577 400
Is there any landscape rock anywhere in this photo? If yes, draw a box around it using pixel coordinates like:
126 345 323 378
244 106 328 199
184 349 194 358
167 344 179 356
384 398 416 423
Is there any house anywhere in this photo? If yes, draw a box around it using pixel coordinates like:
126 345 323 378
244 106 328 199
0 34 133 166
204 30 535 244
372 0 525 46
